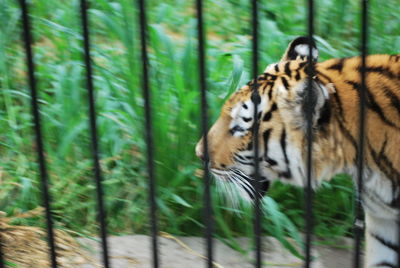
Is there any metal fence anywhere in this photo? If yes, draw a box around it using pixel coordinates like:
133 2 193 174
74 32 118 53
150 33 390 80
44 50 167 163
1 0 371 267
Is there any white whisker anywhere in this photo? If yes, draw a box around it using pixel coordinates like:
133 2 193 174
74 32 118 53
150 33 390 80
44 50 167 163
228 174 252 202
210 167 264 209
227 178 239 208
231 174 254 196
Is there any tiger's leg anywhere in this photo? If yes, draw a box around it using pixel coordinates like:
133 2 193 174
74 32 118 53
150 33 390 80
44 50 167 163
365 212 399 268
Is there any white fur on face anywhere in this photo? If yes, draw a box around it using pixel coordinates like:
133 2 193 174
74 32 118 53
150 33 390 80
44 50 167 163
229 97 266 137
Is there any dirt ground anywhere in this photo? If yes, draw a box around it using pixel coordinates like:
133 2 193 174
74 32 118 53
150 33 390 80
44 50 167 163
75 235 356 268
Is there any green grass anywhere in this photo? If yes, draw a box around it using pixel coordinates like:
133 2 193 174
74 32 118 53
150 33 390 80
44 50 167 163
0 0 399 258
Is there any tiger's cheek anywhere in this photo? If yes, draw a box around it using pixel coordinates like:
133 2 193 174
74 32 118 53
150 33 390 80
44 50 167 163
211 133 253 168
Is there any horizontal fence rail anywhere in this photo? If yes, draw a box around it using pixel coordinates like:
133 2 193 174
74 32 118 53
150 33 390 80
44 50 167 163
2 0 376 267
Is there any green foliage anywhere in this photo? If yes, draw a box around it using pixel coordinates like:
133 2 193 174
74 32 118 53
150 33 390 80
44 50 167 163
0 0 399 258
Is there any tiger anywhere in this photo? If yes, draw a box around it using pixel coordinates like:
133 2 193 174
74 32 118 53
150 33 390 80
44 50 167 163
195 36 400 267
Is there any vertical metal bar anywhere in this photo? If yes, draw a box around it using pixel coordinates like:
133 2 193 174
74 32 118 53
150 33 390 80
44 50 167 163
19 0 58 267
137 0 159 267
195 0 214 267
304 0 315 267
0 201 4 266
250 0 262 267
0 231 4 268
353 1 368 267
79 1 111 267
0 237 5 268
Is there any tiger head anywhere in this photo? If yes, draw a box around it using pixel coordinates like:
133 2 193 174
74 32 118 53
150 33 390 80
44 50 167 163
195 37 334 200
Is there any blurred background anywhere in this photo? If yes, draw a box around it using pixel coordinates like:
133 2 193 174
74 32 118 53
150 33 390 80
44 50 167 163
0 0 399 262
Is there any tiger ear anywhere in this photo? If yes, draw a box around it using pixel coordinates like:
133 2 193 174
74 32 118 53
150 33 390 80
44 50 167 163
280 36 318 62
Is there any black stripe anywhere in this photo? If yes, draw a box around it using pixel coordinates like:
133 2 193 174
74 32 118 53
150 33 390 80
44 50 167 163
346 80 400 129
317 101 331 127
370 233 399 252
263 103 277 121
327 58 346 72
364 85 400 129
295 70 301 81
235 154 246 160
279 128 292 179
264 73 278 81
265 158 277 166
312 77 343 136
281 76 289 90
247 79 255 87
332 91 345 122
298 61 307 69
278 171 291 178
245 156 263 161
260 83 268 94
274 64 279 72
265 81 275 87
263 129 278 166
263 112 272 122
315 70 333 83
280 128 289 164
229 125 245 135
284 61 291 77
368 135 400 208
358 66 399 81
266 82 275 99
373 262 396 268
257 74 266 81
369 142 400 187
242 117 252 122
263 129 271 153
379 135 388 156
337 119 357 151
327 85 357 153
381 84 400 116
234 155 254 166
